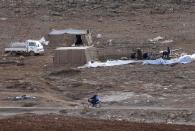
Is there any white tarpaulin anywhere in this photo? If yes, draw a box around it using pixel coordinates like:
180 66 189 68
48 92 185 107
79 54 195 68
79 60 140 68
143 54 195 65
49 29 87 35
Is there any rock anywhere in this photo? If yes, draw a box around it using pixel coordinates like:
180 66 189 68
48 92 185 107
41 15 50 22
166 119 173 124
50 11 62 16
0 18 7 21
98 17 103 22
169 113 176 119
96 34 102 39
14 8 21 13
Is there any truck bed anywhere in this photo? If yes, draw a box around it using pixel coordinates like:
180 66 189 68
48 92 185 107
5 47 27 52
5 42 27 52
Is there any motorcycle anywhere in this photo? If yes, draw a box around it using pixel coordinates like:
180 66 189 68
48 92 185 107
88 98 102 108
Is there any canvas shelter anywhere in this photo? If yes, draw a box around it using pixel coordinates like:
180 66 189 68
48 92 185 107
47 29 93 47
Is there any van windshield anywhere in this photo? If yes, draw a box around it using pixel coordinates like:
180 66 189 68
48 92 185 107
29 42 36 46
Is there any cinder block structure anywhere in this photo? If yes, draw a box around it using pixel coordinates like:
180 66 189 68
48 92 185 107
53 46 97 66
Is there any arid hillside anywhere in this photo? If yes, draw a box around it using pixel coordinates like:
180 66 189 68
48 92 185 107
0 0 195 127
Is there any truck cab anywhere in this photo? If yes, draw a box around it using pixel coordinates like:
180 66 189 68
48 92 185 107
26 40 44 55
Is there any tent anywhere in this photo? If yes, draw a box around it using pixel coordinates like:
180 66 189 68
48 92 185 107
47 29 93 47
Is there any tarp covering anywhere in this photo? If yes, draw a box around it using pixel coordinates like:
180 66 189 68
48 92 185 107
49 29 87 35
79 54 195 68
79 60 140 68
143 54 195 65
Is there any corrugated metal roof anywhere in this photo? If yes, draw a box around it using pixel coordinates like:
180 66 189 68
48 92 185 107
49 28 87 35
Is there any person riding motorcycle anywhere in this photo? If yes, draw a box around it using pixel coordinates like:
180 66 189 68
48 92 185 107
88 94 101 107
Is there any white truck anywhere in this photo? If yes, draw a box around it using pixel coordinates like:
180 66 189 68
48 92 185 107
5 40 44 56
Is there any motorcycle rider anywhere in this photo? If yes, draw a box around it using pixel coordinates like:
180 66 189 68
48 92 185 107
88 94 100 107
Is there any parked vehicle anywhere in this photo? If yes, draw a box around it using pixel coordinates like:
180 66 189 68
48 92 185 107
5 40 44 56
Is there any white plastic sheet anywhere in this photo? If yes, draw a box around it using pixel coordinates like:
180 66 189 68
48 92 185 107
79 60 140 68
143 54 195 65
49 29 87 35
79 54 195 68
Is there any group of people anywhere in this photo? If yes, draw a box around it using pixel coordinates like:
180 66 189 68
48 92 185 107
131 47 171 60
87 48 171 107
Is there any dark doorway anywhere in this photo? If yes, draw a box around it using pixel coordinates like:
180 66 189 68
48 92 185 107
75 35 83 46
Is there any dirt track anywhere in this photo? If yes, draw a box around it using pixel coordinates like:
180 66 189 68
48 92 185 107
0 106 194 125
0 115 195 131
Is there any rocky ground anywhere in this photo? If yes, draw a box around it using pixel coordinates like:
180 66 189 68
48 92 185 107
0 114 195 131
0 0 195 129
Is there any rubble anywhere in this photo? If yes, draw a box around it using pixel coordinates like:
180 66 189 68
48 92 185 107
149 36 164 42
8 95 36 101
0 18 7 21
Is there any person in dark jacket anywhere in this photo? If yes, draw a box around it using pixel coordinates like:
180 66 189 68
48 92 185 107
88 94 100 107
162 47 171 59
75 35 83 46
136 48 143 60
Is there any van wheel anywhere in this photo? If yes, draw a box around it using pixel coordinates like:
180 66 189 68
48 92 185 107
11 51 17 56
29 51 35 56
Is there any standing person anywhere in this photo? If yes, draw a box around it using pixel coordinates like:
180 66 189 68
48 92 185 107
162 47 171 59
136 48 143 60
75 35 83 46
167 47 170 57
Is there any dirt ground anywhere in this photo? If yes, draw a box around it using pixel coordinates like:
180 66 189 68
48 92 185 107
0 114 195 131
0 0 195 128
